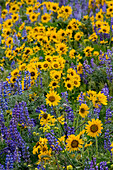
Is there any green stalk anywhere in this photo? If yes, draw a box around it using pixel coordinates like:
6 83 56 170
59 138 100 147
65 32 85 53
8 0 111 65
96 136 98 157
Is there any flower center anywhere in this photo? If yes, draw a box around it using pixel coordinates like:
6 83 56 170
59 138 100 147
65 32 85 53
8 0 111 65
32 16 35 19
80 108 85 113
90 124 98 133
43 113 48 119
43 16 47 20
31 72 35 76
71 140 79 148
55 75 59 79
49 96 55 102
53 6 56 10
25 49 30 54
9 40 11 44
71 72 73 76
14 72 18 76
74 81 77 85
44 64 48 68
54 64 58 68
12 78 16 82
14 16 17 20
65 9 68 12
67 83 71 88
53 82 56 86
43 147 47 152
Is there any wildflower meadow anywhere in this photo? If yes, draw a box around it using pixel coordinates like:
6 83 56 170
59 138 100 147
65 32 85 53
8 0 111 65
0 0 113 169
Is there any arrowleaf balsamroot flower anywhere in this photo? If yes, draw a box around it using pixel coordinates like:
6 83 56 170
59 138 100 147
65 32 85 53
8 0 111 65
85 119 103 138
79 103 89 118
110 143 113 153
46 90 61 106
66 134 84 152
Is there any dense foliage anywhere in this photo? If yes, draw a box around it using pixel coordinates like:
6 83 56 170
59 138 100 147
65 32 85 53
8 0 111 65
0 0 113 169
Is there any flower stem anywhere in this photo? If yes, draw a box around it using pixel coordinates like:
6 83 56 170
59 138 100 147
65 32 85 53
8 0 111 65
96 136 98 157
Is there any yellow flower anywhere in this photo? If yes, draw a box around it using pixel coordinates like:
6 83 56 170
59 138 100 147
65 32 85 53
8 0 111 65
67 68 76 77
97 92 107 105
63 6 72 20
28 68 38 80
26 0 34 5
110 143 113 153
95 12 103 21
93 51 99 56
95 20 103 29
84 141 93 148
56 43 68 55
10 76 17 84
67 165 73 170
74 32 83 41
11 68 19 77
19 63 26 71
85 118 103 138
46 90 61 106
65 80 74 91
66 134 84 152
89 32 98 42
19 22 25 31
41 13 51 23
39 110 56 127
2 9 8 18
42 61 50 70
12 13 19 23
49 80 59 89
51 2 59 12
83 15 88 21
87 90 97 101
73 79 80 88
83 46 94 54
77 62 83 74
26 6 33 15
57 115 65 125
79 103 89 118
6 37 13 46
50 70 62 81
92 91 107 108
29 13 40 22
69 49 77 59
99 25 110 34
9 4 19 13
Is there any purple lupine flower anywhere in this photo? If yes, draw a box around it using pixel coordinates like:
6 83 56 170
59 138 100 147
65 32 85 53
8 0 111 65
73 2 81 20
64 104 74 122
36 104 47 113
101 84 112 101
105 108 113 124
61 91 68 102
46 130 62 152
11 60 15 69
59 0 67 7
89 157 98 170
90 58 96 68
64 122 75 141
93 105 102 119
37 163 45 170
12 101 34 127
100 161 108 170
13 33 20 46
78 92 86 105
0 164 5 170
5 151 14 170
104 129 111 153
83 60 94 74
13 147 21 163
